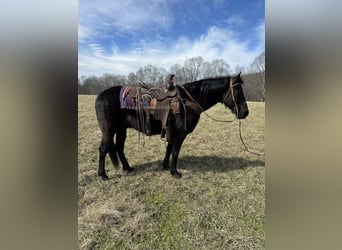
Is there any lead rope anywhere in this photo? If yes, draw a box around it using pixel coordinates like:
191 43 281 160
136 88 145 147
135 90 141 145
230 82 264 157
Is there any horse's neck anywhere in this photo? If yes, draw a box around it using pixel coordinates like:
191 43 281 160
199 95 221 111
189 83 227 111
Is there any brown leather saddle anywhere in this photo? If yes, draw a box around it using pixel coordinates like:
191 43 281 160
133 74 179 141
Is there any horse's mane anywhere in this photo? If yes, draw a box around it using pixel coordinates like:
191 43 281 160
182 76 231 94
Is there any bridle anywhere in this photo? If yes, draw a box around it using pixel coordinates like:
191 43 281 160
180 77 240 121
222 78 241 112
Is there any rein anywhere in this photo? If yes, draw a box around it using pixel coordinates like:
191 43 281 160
180 79 238 122
180 79 264 157
179 85 235 123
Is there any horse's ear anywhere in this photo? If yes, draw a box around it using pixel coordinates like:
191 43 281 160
238 72 241 78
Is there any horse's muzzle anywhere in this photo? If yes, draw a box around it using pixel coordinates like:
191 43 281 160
237 107 249 119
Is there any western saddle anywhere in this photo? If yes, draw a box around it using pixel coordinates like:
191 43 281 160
132 74 179 141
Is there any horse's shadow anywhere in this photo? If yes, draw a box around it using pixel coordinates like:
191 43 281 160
130 155 264 174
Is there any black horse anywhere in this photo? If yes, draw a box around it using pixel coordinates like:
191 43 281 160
95 73 249 179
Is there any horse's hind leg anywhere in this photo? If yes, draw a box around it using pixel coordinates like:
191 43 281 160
98 135 110 180
116 128 134 173
98 132 118 180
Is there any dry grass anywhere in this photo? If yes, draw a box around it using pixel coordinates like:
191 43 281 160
78 95 265 249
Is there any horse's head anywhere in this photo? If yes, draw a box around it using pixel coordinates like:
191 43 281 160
222 72 249 119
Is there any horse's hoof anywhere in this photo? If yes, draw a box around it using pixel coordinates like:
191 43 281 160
171 171 182 178
162 165 170 171
100 174 109 181
124 167 134 173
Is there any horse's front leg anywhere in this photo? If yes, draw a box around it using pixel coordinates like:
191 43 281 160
170 135 186 178
162 141 173 170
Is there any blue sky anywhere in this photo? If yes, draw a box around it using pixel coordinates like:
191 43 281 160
78 0 264 77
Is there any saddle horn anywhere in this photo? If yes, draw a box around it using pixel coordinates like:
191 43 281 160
166 74 175 91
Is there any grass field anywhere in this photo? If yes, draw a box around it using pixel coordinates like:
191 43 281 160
78 95 265 249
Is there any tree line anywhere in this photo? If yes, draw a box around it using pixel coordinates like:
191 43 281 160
78 52 265 102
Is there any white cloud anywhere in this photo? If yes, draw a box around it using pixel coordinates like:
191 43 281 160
79 0 172 38
78 24 92 43
225 15 245 26
78 25 265 76
255 21 265 49
87 43 105 56
167 26 259 70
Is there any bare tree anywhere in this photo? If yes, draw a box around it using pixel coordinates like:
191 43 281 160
200 61 214 78
183 56 204 82
169 57 231 83
211 59 230 77
77 55 264 101
136 65 165 86
127 72 138 86
157 67 168 86
169 63 185 85
100 73 116 89
248 52 265 101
